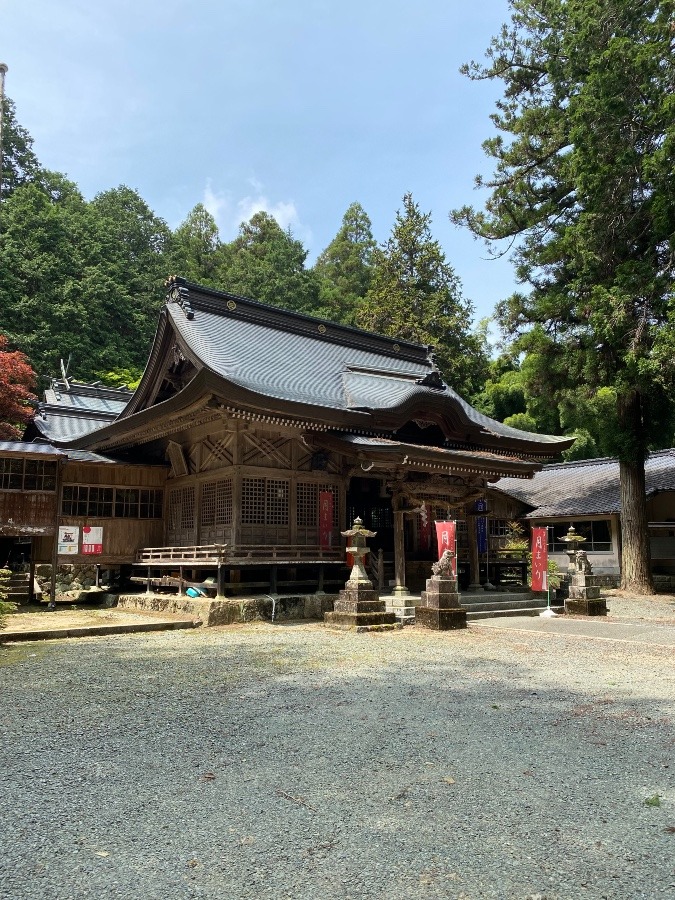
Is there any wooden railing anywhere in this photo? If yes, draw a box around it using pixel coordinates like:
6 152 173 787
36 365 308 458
135 544 343 567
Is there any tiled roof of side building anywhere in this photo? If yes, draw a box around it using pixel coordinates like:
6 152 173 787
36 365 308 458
28 380 133 445
0 441 122 464
495 449 675 517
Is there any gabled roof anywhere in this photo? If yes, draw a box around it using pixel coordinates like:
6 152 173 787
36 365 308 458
495 449 675 518
73 278 573 458
27 380 133 445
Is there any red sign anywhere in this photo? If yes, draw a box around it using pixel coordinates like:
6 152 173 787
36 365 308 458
319 491 334 549
435 520 457 575
82 544 103 555
531 526 548 591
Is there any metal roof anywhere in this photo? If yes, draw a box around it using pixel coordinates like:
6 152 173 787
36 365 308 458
162 279 571 450
0 441 122 464
496 449 675 517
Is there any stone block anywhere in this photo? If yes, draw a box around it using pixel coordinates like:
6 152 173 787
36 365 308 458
333 597 387 614
324 610 401 631
565 597 607 616
568 585 601 600
416 606 467 630
419 590 461 609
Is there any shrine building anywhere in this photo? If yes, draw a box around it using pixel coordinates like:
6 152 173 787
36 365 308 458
1 277 573 601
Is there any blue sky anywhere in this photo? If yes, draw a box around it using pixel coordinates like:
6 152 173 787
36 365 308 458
1 0 518 325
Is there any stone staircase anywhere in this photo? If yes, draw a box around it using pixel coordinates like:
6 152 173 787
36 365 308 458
5 572 32 605
460 591 563 620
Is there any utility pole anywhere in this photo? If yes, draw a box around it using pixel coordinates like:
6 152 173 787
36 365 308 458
0 62 7 204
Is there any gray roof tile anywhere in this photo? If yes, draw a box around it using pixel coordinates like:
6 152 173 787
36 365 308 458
496 450 675 517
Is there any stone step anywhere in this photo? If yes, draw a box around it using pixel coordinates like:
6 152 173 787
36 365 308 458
461 597 544 613
467 606 564 621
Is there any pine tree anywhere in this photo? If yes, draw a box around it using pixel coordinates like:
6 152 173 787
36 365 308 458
453 0 675 593
359 193 488 398
217 211 320 315
314 202 376 325
169 203 221 287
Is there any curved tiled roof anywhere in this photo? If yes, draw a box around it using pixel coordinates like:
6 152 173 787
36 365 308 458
496 449 675 517
156 279 572 454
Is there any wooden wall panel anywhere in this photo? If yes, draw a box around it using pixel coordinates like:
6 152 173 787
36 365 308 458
0 492 57 535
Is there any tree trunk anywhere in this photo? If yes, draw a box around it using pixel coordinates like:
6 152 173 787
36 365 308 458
617 390 654 594
619 461 654 595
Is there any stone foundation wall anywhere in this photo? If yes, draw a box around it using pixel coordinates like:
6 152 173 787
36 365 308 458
117 592 337 626
35 563 113 599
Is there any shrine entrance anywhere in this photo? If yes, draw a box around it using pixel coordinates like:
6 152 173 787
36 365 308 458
346 477 395 554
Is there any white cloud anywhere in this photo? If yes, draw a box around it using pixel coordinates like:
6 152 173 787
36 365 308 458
201 177 312 246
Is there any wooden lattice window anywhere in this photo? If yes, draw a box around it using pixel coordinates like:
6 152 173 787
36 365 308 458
297 482 338 527
242 477 289 526
266 479 288 526
180 486 195 530
201 479 232 527
168 486 195 532
242 478 266 525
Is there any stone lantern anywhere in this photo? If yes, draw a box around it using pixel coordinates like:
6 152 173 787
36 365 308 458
559 524 586 573
324 517 401 632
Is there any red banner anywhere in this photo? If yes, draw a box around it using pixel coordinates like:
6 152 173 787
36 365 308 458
319 491 334 549
419 503 432 552
435 521 457 575
531 526 548 591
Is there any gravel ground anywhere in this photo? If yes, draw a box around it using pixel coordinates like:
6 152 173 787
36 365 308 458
1 599 674 900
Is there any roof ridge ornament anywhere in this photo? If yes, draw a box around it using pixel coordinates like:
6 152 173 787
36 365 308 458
415 370 446 391
165 275 194 320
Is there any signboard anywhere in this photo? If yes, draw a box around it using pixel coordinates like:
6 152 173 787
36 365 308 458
82 525 103 555
435 520 457 575
531 526 548 592
58 526 79 556
318 491 333 549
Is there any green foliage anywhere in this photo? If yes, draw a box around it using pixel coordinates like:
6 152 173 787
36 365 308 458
454 0 675 465
168 203 221 286
0 97 41 196
96 368 143 391
217 211 320 315
0 176 170 382
358 193 489 398
454 0 675 590
314 202 376 325
502 412 540 434
644 794 661 808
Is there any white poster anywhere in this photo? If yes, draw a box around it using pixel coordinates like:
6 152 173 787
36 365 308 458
82 526 103 555
58 526 80 555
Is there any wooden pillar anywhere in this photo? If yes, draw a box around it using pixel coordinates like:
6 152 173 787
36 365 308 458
178 565 184 597
392 509 409 597
467 515 483 592
146 567 152 595
217 560 225 599
270 565 278 594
